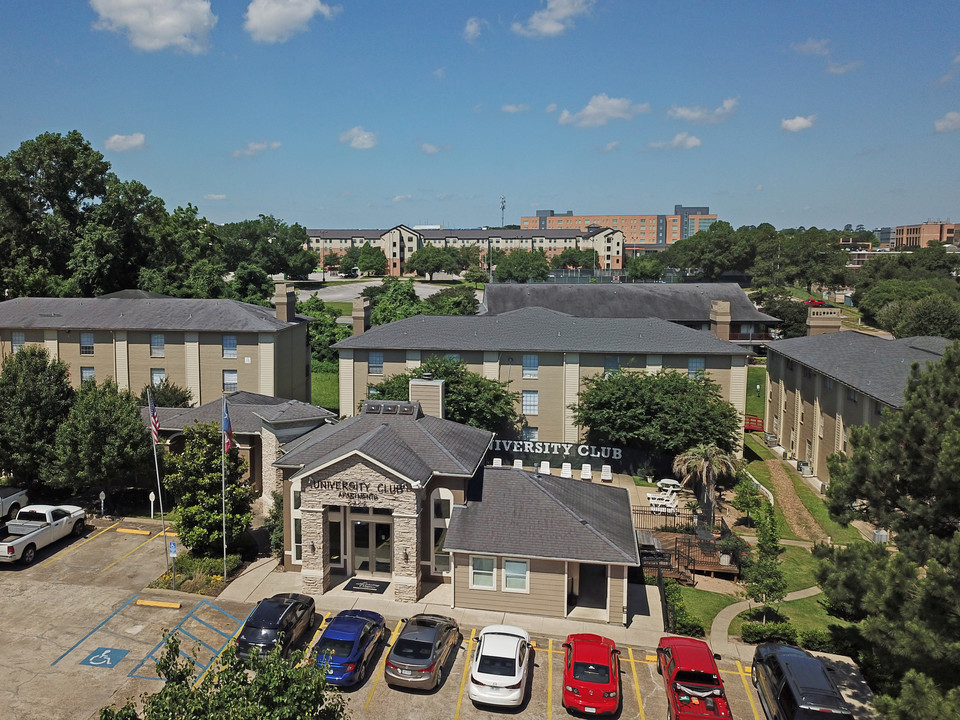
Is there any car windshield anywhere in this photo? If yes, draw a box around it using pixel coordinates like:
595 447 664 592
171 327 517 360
674 670 719 687
573 662 611 684
316 638 355 658
478 655 516 676
239 626 280 644
392 639 433 661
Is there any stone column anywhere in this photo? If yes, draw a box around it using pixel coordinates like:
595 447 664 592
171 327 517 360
392 503 422 603
300 505 329 594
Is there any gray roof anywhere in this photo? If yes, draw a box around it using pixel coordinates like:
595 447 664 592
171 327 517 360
144 391 335 435
277 401 493 485
335 307 750 356
767 332 952 407
482 283 777 323
306 226 611 241
444 468 640 565
0 297 306 332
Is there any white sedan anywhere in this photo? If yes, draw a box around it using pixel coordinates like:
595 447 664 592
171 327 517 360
467 624 532 707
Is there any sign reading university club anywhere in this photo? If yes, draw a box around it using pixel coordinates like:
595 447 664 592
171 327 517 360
491 439 624 460
305 478 408 503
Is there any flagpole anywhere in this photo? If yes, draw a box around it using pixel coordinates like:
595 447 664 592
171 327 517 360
222 395 228 581
147 389 170 577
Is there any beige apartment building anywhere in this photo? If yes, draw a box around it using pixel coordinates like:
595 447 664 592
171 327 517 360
334 307 751 454
0 284 311 404
765 332 949 483
895 221 959 249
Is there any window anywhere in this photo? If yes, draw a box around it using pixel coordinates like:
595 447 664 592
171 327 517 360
222 335 237 359
522 354 539 379
470 556 496 589
875 400 884 416
521 426 538 441
522 390 539 415
368 351 383 375
432 488 454 575
80 332 94 356
846 388 858 403
825 378 834 391
150 333 165 358
80 367 95 383
688 357 705 377
503 559 529 592
150 368 166 386
11 331 24 353
223 369 238 392
445 352 460 362
604 355 620 376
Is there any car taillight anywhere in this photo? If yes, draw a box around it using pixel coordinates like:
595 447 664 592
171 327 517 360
4 547 13 556
603 691 618 698
506 680 522 689
343 663 355 672
421 662 436 674
565 685 580 695
385 661 398 670
471 676 486 686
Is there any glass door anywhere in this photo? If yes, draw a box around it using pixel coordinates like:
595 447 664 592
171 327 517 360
374 523 391 575
350 520 392 577
352 521 370 573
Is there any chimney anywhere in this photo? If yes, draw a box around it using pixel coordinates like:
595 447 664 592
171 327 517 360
409 378 445 419
806 307 843 336
709 300 732 341
352 297 371 336
273 282 297 323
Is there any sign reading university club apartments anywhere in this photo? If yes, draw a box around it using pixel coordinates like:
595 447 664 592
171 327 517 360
490 439 642 473
304 477 408 504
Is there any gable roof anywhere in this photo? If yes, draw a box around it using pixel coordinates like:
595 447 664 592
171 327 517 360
482 283 777 323
444 467 640 565
0 297 306 332
145 391 335 435
276 400 493 486
767 332 951 407
334 307 751 356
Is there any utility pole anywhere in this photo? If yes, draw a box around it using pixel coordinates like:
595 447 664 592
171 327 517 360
499 195 506 228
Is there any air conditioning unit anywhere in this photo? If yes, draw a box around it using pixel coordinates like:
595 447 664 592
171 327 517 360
801 465 813 477
873 530 889 544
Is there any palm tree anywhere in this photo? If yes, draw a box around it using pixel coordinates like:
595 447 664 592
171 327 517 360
672 443 739 527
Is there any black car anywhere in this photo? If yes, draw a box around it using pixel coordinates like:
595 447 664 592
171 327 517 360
236 593 316 661
752 643 853 720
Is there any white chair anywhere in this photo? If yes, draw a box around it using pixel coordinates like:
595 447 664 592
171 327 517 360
492 457 502 467
600 464 613 482
658 478 682 494
513 459 523 469
580 464 593 481
538 460 551 475
560 462 573 478
650 495 679 515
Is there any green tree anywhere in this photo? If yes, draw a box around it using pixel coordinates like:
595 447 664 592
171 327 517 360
660 221 757 281
138 378 193 408
672 443 740 526
759 294 810 339
357 242 387 276
731 476 764 527
876 294 960 340
0 346 74 485
570 369 741 455
741 502 786 621
855 278 957 325
338 245 361 272
227 261 273 305
265 490 284 559
51 379 152 496
462 265 489 287
322 251 341 269
406 244 459 280
99 633 348 720
421 284 479 316
163 422 253 557
297 293 351 371
218 215 314 278
370 279 422 325
625 255 663 281
493 249 549 283
369 356 519 435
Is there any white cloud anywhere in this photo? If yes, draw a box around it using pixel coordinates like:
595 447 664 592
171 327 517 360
502 104 530 113
204 193 227 200
668 97 738 124
545 103 557 113
558 94 650 127
511 0 595 38
339 126 377 150
649 132 702 150
244 0 341 43
755 184 764 192
781 115 816 132
954 52 960 64
601 141 619 153
791 37 830 56
104 132 145 151
433 67 445 80
231 140 282 157
421 143 441 154
90 0 217 53
392 194 412 203
934 111 960 132
827 60 862 75
463 16 486 42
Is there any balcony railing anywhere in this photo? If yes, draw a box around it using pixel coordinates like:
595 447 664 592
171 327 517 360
729 331 776 341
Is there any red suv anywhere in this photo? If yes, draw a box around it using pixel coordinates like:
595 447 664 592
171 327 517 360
657 636 733 719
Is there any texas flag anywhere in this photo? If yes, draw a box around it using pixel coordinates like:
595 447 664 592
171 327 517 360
222 399 234 453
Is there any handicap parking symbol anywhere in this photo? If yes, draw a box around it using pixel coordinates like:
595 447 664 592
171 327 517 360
80 647 130 667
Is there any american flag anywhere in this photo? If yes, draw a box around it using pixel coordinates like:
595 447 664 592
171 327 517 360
222 398 234 453
147 389 160 445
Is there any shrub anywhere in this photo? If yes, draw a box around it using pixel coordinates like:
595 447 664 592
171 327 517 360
741 621 798 645
664 580 706 637
265 490 284 558
798 628 832 652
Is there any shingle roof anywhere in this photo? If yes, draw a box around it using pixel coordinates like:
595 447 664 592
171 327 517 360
143 391 334 435
0 297 305 332
482 283 777 323
277 401 493 485
305 227 611 241
334 307 751 356
444 468 640 565
767 332 952 407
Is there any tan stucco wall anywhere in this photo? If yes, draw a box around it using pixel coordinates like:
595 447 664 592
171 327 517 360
452 554 567 618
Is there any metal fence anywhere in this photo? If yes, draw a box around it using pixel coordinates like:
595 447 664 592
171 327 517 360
631 507 703 531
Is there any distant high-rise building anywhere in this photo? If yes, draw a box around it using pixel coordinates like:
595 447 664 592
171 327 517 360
895 221 959 249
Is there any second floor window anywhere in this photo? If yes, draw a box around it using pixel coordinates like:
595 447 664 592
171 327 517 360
80 332 94 355
688 357 705 377
12 331 25 353
150 333 165 358
368 351 383 375
222 335 237 359
522 354 539 379
223 369 238 393
522 390 539 415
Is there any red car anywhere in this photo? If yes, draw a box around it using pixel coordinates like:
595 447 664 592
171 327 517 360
802 298 826 306
561 633 621 715
657 636 732 719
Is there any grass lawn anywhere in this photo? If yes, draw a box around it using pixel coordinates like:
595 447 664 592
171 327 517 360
786 472 864 545
680 587 741 630
312 372 339 413
326 301 353 317
728 593 851 637
746 366 766 418
742 436 803 542
780 545 820 593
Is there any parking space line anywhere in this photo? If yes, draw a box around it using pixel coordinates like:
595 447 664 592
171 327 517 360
363 618 403 712
454 626 476 720
299 610 330 667
735 661 761 720
51 594 138 665
37 520 121 568
193 616 247 687
547 638 553 720
100 530 165 572
117 528 152 535
628 647 646 720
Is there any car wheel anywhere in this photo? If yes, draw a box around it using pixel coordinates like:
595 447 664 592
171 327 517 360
20 544 36 565
7 503 20 521
72 519 85 537
435 664 444 689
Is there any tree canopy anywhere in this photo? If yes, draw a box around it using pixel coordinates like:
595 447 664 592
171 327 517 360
405 244 459 280
493 249 550 283
297 294 352 372
357 241 387 276
139 378 193 408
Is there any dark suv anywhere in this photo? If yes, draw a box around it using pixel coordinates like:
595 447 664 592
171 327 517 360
236 593 315 661
752 643 853 720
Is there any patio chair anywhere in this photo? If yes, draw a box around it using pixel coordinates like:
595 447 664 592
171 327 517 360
600 464 613 482
492 457 502 467
560 462 573 478
513 459 523 469
580 464 593 481
538 460 551 475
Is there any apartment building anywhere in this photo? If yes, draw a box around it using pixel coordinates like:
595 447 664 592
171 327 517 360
895 221 959 249
765 332 949 483
0 284 312 404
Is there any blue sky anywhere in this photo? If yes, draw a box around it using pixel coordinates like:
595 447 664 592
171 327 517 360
1 1 958 231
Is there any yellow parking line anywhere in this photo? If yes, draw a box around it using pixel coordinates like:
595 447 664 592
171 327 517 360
454 627 477 720
628 647 646 720
547 638 553 720
100 529 165 572
363 618 403 712
117 527 152 535
37 520 121 567
736 660 761 720
299 611 330 667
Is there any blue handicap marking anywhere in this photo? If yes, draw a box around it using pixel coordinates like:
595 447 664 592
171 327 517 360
80 647 130 667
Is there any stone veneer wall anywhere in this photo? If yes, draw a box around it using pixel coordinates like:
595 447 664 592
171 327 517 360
259 425 283 511
299 457 423 602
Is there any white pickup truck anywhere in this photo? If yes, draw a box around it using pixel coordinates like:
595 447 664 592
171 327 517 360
0 486 28 521
0 505 86 565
